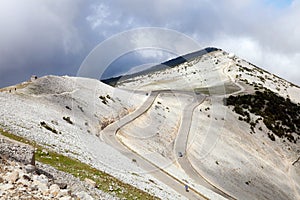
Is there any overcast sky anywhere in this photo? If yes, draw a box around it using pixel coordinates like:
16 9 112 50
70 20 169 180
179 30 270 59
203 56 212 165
0 0 299 87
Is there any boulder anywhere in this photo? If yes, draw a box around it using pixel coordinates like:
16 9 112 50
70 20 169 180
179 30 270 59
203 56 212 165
49 184 60 197
7 170 19 183
76 191 94 200
84 178 96 188
55 181 68 189
58 189 71 197
25 164 36 173
0 135 35 165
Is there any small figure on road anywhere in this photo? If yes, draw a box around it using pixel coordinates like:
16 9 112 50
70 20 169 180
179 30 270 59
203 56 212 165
185 184 189 192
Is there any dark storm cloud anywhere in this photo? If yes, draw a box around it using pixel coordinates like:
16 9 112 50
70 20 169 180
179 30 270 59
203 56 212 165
0 0 96 87
0 0 299 87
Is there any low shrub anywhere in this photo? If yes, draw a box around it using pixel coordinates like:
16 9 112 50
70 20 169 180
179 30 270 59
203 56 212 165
225 89 300 143
40 121 58 134
63 117 73 125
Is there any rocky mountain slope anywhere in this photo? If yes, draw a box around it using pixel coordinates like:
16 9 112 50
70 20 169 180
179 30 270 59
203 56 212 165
112 48 300 200
0 76 181 199
0 48 300 200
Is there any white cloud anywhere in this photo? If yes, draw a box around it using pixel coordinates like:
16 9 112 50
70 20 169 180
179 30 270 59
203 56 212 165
86 4 112 30
210 35 300 85
136 49 171 60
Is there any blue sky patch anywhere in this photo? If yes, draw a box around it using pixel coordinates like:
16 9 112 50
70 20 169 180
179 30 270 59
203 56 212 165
264 0 293 8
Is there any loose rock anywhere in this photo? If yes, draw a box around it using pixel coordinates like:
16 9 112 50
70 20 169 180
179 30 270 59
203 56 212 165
8 170 19 183
49 184 60 197
84 178 97 188
0 159 118 200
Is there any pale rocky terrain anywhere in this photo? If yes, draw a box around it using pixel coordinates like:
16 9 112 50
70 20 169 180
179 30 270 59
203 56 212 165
0 159 118 200
0 135 117 200
115 49 300 199
0 76 184 199
0 48 300 199
119 92 193 161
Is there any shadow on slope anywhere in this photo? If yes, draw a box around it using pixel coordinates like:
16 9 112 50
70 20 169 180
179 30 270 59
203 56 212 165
102 47 221 86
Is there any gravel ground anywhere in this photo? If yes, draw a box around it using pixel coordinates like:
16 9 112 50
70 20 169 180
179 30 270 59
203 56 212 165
0 155 119 200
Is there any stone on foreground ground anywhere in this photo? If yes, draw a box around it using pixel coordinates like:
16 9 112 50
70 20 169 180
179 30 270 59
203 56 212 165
0 156 118 200
0 134 118 200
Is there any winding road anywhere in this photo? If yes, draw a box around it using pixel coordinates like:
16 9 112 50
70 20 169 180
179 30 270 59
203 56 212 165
174 94 235 200
101 90 208 200
100 56 251 200
101 88 238 199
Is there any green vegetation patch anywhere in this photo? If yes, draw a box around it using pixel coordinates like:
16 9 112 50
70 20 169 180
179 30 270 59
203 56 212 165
225 89 300 143
0 129 158 200
40 121 59 134
62 116 73 125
